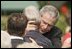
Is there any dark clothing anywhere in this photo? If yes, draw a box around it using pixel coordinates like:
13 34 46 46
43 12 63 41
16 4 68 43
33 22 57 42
11 36 24 48
24 30 54 48
43 26 62 48
11 30 53 48
11 39 24 48
11 26 61 48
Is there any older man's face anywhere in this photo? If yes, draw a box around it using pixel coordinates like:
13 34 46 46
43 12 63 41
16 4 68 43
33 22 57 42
39 13 56 34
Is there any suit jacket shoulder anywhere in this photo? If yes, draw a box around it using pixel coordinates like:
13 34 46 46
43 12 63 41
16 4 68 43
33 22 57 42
43 26 62 39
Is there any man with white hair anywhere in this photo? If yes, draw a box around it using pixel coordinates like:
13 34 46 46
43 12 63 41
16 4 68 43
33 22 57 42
39 5 62 48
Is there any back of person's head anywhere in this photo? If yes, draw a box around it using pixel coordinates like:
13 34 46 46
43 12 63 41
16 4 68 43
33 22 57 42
7 13 28 36
24 5 41 26
1 30 12 48
40 5 59 24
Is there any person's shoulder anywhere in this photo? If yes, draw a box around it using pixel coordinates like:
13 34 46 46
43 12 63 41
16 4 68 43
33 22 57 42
1 30 10 37
1 30 12 48
50 26 62 37
51 26 62 33
43 26 62 37
52 26 61 30
1 30 8 33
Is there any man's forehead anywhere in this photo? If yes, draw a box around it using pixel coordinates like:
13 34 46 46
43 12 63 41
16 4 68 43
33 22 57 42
43 12 55 18
42 13 56 20
42 15 56 25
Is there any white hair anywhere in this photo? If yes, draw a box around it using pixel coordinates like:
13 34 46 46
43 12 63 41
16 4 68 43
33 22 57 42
24 5 41 23
40 5 59 19
1 30 12 48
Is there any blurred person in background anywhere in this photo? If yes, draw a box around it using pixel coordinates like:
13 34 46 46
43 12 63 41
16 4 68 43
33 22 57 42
60 2 71 48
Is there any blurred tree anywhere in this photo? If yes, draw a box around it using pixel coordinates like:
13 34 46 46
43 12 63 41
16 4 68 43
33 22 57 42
60 1 71 26
37 1 67 9
37 1 48 9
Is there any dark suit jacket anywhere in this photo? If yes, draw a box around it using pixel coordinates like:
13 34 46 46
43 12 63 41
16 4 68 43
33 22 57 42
43 26 62 48
24 30 54 48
